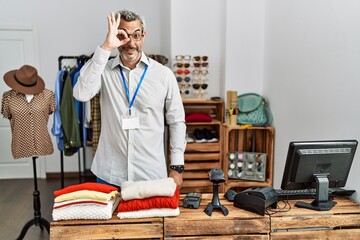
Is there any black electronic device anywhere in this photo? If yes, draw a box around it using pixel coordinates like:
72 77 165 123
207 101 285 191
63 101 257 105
224 189 238 202
233 186 278 216
209 168 225 183
281 139 358 211
204 168 229 216
183 192 202 209
275 188 356 201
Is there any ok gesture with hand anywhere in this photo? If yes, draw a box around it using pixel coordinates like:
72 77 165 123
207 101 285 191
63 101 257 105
101 11 130 51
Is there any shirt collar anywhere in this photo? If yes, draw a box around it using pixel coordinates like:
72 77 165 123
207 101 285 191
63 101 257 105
112 51 149 70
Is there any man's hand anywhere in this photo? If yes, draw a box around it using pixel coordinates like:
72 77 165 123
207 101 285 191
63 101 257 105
101 11 130 51
169 170 183 187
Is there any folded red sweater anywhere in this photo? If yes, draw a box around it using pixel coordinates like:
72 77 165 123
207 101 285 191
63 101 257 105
118 188 180 212
185 112 212 122
54 182 119 197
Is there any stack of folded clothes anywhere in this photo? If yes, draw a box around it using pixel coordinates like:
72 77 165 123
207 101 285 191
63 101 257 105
117 178 180 219
185 112 212 123
52 182 120 221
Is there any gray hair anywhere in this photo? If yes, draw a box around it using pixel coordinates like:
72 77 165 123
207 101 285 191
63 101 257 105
118 9 146 32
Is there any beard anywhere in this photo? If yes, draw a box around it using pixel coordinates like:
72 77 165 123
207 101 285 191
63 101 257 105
119 45 141 62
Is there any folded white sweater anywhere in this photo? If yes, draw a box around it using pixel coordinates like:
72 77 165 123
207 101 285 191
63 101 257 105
52 199 116 221
120 178 177 201
117 207 180 219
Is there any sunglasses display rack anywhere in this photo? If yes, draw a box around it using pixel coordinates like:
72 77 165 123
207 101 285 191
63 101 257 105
173 55 209 100
227 151 267 182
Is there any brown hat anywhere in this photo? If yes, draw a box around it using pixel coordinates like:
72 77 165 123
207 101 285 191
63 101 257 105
3 65 45 94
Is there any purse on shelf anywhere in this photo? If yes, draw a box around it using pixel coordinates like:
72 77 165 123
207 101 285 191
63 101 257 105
236 93 273 126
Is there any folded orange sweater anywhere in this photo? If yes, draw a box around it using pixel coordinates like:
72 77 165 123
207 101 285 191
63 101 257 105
118 188 180 212
54 182 119 197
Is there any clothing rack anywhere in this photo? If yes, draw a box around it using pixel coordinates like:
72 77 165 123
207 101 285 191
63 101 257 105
57 55 90 188
58 55 90 72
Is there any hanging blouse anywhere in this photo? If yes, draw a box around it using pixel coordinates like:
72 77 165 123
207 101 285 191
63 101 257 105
1 89 56 159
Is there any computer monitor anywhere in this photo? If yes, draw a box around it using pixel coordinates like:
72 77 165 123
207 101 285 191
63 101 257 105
281 139 358 211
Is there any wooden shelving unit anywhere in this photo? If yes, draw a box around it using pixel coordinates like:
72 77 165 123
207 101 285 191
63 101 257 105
170 99 224 193
223 125 275 192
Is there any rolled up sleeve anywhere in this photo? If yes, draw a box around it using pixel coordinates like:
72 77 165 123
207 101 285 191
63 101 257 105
73 46 111 102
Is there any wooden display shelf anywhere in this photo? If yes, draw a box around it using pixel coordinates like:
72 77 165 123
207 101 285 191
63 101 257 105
50 216 163 239
186 142 221 152
182 99 224 122
181 155 222 193
185 119 222 125
270 197 360 239
223 125 275 192
169 99 225 194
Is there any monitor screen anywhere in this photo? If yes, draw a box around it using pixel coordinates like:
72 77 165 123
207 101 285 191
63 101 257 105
281 139 358 211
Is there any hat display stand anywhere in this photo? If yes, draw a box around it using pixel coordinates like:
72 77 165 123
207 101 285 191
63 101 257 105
16 157 50 240
173 55 209 101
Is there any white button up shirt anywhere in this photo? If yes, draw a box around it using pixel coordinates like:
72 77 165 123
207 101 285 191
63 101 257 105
73 46 186 186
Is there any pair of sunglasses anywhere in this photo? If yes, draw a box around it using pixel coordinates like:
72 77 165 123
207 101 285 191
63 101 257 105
179 83 191 89
193 62 209 68
192 77 208 82
176 76 191 83
180 89 190 95
175 55 191 61
193 56 208 61
192 83 208 90
176 69 190 75
193 69 208 75
173 63 191 68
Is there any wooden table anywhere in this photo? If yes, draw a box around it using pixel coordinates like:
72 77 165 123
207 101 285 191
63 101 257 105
50 195 360 239
164 194 270 239
270 197 360 240
50 217 163 239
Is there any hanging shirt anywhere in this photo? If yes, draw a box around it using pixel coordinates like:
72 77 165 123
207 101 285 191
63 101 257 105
73 46 186 186
52 69 65 151
60 70 81 156
1 89 56 159
90 94 101 155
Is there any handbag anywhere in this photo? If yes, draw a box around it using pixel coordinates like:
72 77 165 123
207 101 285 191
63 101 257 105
236 93 273 126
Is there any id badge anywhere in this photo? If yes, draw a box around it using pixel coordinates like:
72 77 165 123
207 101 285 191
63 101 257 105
121 109 140 130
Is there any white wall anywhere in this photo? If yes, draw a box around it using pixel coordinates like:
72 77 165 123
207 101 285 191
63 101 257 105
1 0 360 203
225 0 265 94
170 0 225 99
264 0 360 203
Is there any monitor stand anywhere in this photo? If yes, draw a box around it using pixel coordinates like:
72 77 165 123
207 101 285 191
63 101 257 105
295 174 337 211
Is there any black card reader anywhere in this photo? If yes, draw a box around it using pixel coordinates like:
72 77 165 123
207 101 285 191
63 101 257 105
234 186 278 215
183 192 202 209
